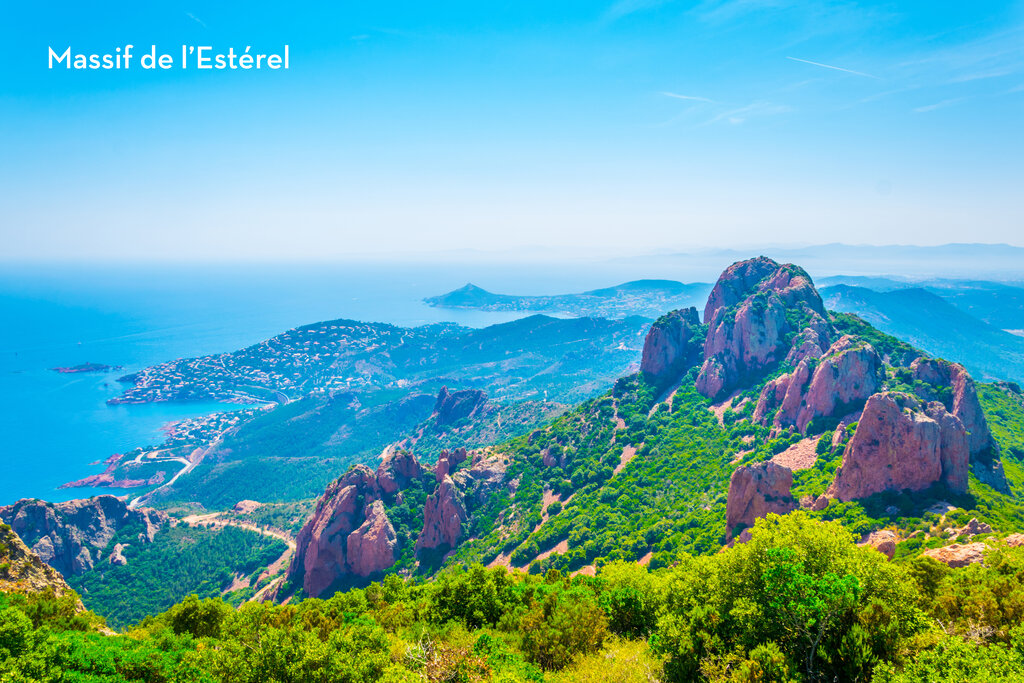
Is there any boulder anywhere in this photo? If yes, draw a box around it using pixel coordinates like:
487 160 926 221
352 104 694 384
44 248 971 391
826 392 969 501
378 448 424 494
231 500 262 515
923 542 987 568
640 307 704 389
697 258 832 401
859 530 898 560
725 461 797 537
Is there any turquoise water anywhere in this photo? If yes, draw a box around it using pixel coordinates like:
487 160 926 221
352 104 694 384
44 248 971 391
0 262 632 506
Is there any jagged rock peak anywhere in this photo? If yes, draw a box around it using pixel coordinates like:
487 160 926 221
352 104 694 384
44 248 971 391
0 495 166 578
911 357 1008 492
827 392 969 502
287 463 400 598
640 307 705 390
433 386 488 427
725 460 797 538
434 447 468 483
911 357 997 457
696 257 833 401
754 335 883 434
378 447 424 494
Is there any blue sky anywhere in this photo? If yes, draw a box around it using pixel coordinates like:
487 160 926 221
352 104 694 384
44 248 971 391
1 1 1023 261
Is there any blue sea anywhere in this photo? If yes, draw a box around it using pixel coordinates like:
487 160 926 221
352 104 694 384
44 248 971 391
0 261 648 506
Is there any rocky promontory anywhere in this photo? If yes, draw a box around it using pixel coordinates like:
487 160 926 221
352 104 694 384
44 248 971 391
0 495 166 577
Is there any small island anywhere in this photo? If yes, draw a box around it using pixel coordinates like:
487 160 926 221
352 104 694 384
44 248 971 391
51 362 123 374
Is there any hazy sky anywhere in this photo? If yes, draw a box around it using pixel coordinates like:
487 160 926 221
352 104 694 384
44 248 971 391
2 1 1023 261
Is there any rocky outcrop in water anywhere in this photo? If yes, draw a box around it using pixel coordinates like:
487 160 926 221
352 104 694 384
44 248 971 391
640 307 704 389
697 258 833 401
0 495 165 577
827 392 970 501
755 336 883 434
725 461 798 537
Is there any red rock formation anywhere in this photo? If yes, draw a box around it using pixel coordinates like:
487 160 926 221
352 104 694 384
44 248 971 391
911 358 1008 492
697 258 832 401
0 495 165 577
755 336 882 434
345 500 397 577
432 386 488 427
923 542 987 568
912 358 995 455
416 476 467 552
726 461 797 536
826 392 970 501
433 447 469 483
288 464 386 598
378 448 424 494
640 307 704 389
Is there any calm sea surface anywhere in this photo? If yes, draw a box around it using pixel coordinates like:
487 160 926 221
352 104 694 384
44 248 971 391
0 262 642 506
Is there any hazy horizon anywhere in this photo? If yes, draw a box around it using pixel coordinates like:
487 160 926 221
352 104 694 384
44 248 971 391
4 2 1024 261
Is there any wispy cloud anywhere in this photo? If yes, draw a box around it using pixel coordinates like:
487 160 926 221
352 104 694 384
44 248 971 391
913 97 965 113
705 100 793 125
186 12 207 29
786 56 880 79
603 0 673 23
949 68 1013 84
660 91 717 103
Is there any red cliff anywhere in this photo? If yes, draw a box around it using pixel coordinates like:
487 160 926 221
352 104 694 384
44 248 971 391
640 307 704 389
826 392 969 501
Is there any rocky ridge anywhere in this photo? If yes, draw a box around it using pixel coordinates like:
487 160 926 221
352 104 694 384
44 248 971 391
0 496 166 577
0 523 84 609
286 445 511 598
701 258 1007 537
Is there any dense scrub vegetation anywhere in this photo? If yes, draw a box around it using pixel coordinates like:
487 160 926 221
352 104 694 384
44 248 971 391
67 525 285 630
7 514 1024 681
